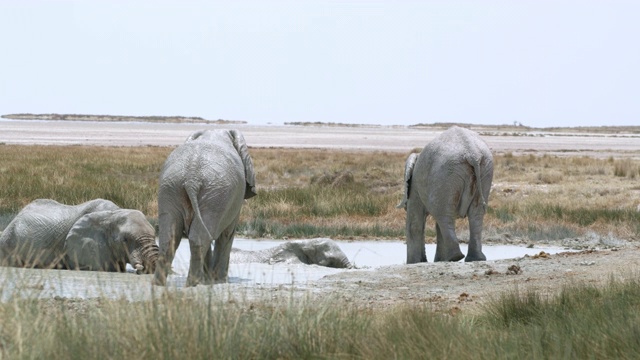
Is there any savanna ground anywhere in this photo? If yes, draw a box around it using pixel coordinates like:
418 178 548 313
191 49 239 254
1 123 640 358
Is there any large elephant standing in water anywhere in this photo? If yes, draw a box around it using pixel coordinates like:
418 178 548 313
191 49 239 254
0 199 158 273
153 129 257 287
398 126 494 263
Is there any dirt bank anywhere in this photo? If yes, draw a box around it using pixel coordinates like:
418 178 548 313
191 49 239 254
308 244 640 314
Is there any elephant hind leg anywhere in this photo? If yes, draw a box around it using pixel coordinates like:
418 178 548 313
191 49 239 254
433 217 464 262
206 221 237 284
465 207 487 262
405 198 428 264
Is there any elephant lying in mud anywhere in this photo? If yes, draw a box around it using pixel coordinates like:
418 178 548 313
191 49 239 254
398 126 494 263
0 199 158 273
230 239 352 268
153 129 257 287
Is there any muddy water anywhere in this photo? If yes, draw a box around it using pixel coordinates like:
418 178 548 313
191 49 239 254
0 239 568 302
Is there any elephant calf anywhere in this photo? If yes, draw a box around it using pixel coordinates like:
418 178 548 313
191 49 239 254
398 126 494 263
0 199 159 273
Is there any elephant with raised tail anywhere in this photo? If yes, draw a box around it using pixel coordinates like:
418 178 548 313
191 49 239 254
0 199 159 273
153 129 257 287
398 126 494 263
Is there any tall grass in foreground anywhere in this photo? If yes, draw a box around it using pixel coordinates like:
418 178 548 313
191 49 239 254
2 278 640 359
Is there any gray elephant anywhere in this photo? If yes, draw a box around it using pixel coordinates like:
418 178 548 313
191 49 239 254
230 239 352 268
153 129 257 287
0 199 158 273
398 126 494 263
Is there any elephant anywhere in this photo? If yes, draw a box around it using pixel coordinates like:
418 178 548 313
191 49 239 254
398 126 494 263
229 239 352 268
153 129 257 287
0 199 159 273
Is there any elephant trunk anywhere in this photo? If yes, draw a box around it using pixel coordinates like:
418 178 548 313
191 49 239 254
131 234 159 274
327 254 352 269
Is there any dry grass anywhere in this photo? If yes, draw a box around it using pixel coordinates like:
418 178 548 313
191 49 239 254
3 277 640 359
488 154 640 241
0 144 639 241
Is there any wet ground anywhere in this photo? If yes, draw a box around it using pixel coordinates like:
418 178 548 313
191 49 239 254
0 238 571 302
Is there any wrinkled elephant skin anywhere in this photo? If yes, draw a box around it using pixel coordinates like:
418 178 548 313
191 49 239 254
398 126 494 263
65 209 159 273
230 239 352 268
0 199 158 273
153 129 257 287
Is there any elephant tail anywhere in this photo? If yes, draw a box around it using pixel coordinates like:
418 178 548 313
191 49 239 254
185 182 213 242
470 157 488 211
228 130 257 199
397 153 419 210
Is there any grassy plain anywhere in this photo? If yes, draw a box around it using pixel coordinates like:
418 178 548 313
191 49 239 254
1 143 640 358
0 144 639 242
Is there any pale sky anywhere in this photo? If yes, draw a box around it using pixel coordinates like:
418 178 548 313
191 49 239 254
1 1 638 127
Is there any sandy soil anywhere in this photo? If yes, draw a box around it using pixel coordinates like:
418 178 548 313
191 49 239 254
313 246 640 313
2 120 639 314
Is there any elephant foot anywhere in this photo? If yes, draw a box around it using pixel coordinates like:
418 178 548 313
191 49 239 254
186 276 202 287
406 254 427 264
434 250 465 262
202 275 228 285
465 252 487 262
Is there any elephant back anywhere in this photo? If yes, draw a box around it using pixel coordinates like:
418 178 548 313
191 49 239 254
0 198 120 268
168 129 256 199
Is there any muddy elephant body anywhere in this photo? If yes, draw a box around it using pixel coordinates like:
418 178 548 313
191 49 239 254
0 199 158 273
399 126 494 263
230 239 352 268
153 129 256 287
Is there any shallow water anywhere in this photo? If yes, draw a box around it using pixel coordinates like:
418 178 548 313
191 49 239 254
0 239 569 301
173 238 569 285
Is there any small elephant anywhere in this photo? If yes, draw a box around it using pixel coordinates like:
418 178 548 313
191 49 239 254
64 209 158 272
398 126 494 263
0 199 158 273
153 129 257 287
230 239 352 268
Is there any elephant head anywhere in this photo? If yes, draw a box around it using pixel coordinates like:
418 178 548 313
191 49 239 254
271 239 353 268
64 209 159 273
186 129 257 199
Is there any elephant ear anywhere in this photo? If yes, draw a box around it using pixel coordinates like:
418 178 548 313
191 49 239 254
228 129 257 199
397 152 419 210
64 211 122 271
185 130 206 142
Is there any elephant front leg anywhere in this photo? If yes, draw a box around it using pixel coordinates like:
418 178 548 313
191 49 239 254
405 198 427 264
433 217 464 262
153 214 183 286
